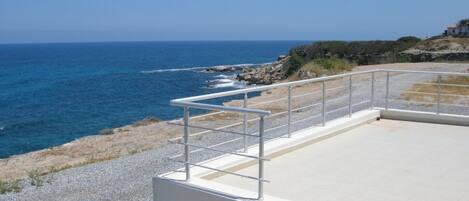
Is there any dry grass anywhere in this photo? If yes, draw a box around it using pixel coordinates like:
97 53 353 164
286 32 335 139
0 119 180 181
401 76 469 105
132 117 161 127
197 111 241 121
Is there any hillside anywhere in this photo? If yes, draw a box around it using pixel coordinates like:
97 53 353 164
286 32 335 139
237 36 469 84
402 37 469 61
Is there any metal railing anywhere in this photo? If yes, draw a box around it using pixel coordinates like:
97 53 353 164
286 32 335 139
168 69 469 200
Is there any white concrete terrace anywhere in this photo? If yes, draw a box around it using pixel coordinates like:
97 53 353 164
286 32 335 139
154 109 469 201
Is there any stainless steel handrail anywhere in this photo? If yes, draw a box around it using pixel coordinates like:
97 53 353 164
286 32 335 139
169 69 469 200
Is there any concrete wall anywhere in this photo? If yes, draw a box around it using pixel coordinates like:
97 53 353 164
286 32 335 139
380 109 469 127
153 177 239 201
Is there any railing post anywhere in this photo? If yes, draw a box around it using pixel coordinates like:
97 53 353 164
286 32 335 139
287 86 292 138
322 80 326 126
371 72 375 109
243 93 248 152
183 106 191 181
258 116 265 200
348 75 352 117
385 71 390 110
437 75 442 114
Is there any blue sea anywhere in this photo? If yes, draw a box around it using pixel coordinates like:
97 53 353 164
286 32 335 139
0 41 306 158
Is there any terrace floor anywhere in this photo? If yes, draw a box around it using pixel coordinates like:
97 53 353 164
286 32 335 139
209 119 469 201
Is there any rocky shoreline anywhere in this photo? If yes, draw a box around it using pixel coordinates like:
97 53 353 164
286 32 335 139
236 56 290 85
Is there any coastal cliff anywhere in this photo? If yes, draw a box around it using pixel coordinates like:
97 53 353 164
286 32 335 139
237 36 469 85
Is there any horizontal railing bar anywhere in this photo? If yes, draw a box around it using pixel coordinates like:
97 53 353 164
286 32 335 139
394 81 436 86
439 102 469 107
389 99 436 105
169 98 370 142
171 101 271 116
391 99 469 108
403 91 437 96
292 91 320 99
169 137 244 159
263 123 288 133
168 121 244 142
168 158 270 183
171 141 269 161
397 81 469 88
291 113 322 125
440 93 469 98
326 86 347 92
167 122 260 138
188 111 225 121
384 69 469 76
171 70 381 103
168 109 292 142
292 102 322 112
403 91 469 98
327 100 371 115
249 97 287 107
440 83 469 88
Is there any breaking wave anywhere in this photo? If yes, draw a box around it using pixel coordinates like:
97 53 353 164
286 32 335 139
206 74 246 89
140 62 273 74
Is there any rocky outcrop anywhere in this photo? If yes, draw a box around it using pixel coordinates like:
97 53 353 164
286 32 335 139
202 65 245 73
401 51 469 62
401 37 469 62
236 57 289 85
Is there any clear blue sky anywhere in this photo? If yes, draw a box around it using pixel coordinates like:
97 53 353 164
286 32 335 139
0 0 468 44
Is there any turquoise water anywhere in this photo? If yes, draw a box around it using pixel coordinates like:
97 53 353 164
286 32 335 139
0 41 306 158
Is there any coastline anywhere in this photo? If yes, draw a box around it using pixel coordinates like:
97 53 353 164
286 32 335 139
2 62 468 182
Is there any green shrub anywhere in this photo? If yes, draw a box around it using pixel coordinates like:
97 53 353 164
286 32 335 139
397 36 422 44
286 38 420 71
285 53 306 76
27 169 44 187
0 179 22 194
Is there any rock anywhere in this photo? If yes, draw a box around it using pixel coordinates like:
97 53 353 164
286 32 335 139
401 37 469 62
298 69 317 79
203 66 241 73
277 55 287 61
236 56 290 85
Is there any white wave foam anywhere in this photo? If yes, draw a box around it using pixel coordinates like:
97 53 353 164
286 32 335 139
211 78 233 83
211 81 245 89
213 74 234 79
206 77 246 89
140 66 209 73
140 62 273 74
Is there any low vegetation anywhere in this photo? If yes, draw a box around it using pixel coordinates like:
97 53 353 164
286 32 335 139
0 179 22 194
132 117 161 127
284 36 421 76
306 58 354 75
27 169 44 187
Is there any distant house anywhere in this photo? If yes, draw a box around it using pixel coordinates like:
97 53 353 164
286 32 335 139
445 19 469 36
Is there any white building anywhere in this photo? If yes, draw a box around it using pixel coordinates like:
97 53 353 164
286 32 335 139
445 21 469 36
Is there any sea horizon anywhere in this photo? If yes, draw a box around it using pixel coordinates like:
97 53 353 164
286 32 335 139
0 39 313 46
